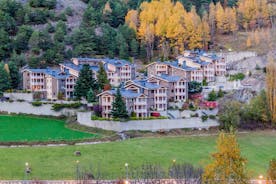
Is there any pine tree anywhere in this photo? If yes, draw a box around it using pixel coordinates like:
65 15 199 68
87 88 96 103
130 39 139 57
203 132 248 184
74 64 97 100
0 29 11 60
97 63 110 90
116 32 128 59
28 31 40 49
111 88 129 119
0 63 11 92
8 62 20 89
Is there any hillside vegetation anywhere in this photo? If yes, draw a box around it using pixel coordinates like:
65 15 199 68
0 0 275 69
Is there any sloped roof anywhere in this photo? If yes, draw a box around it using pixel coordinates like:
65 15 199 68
97 89 142 98
132 80 161 90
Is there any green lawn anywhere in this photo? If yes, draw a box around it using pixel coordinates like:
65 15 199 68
0 115 97 142
0 131 275 179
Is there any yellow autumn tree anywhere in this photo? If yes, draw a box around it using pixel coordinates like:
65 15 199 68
266 55 276 123
227 7 238 33
166 2 187 54
215 2 225 33
129 0 210 58
4 63 10 74
258 0 269 27
208 2 216 40
138 1 157 61
203 132 248 184
186 6 203 49
238 0 270 30
254 30 260 45
155 0 173 58
267 159 276 183
215 2 237 34
125 10 139 32
201 13 211 50
246 35 252 48
237 0 258 30
103 1 112 15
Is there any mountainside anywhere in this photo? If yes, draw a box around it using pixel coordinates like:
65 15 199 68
0 0 275 69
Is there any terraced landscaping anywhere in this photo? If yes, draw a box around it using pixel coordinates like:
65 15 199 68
0 115 98 142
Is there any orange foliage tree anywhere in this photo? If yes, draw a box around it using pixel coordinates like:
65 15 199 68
203 132 248 184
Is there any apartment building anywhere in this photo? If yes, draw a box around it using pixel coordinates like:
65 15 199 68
97 89 148 118
98 78 169 118
22 68 76 100
22 69 46 92
147 74 188 102
60 58 136 87
146 51 226 83
97 72 189 118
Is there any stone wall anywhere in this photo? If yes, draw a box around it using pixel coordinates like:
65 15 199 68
3 93 33 102
217 51 257 63
77 112 219 132
0 101 77 116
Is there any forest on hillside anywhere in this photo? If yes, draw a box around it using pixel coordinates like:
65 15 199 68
0 0 275 69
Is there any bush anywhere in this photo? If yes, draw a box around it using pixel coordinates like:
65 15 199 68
189 103 197 111
191 113 199 117
31 101 42 106
208 90 217 101
201 115 208 122
229 73 245 81
130 116 167 120
52 102 82 111
65 7 74 16
217 89 224 98
209 115 216 119
218 101 242 132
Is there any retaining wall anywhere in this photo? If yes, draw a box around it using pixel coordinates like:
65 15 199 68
217 51 257 63
3 93 33 102
77 112 219 132
0 101 77 116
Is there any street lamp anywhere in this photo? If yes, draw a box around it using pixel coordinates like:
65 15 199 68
25 162 31 183
125 163 129 180
258 175 264 184
76 160 80 181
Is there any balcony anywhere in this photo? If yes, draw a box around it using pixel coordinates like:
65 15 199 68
154 92 166 97
134 101 147 105
135 109 147 113
101 101 112 106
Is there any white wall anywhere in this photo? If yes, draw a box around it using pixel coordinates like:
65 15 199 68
3 93 33 102
77 112 219 132
0 101 77 116
217 51 257 63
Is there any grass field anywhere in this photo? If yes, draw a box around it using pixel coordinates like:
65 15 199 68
0 115 97 142
0 131 275 179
